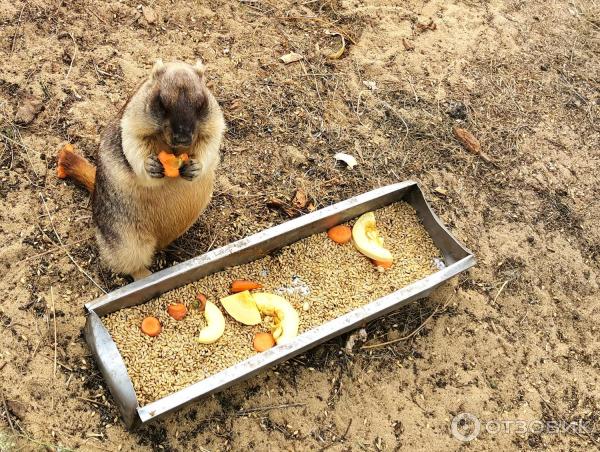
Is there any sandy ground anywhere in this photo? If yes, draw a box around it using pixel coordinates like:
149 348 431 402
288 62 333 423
0 0 599 450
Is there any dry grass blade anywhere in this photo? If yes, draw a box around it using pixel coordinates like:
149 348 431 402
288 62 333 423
50 286 58 379
236 402 305 415
277 15 357 44
11 4 26 53
492 280 509 304
18 235 94 264
39 192 107 293
361 294 454 349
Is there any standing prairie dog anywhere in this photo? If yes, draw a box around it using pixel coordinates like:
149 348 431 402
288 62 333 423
57 60 225 280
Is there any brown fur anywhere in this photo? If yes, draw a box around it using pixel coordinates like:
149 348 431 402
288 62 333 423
58 60 225 280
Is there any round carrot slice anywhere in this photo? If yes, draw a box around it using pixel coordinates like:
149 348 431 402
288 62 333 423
327 225 352 244
167 303 188 320
253 332 276 352
196 293 208 310
372 259 393 269
141 317 161 337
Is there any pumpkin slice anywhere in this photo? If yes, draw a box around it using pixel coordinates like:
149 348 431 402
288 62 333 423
252 292 299 345
351 212 393 265
220 290 262 325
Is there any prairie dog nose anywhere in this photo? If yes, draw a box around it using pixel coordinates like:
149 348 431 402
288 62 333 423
172 123 193 146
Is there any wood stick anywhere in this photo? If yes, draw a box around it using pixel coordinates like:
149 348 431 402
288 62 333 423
50 286 57 379
11 4 26 53
1 392 15 433
236 402 305 416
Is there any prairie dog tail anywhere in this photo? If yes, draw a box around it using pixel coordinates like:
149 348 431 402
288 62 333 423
57 143 96 192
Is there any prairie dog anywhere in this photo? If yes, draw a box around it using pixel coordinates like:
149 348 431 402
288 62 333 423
57 60 225 279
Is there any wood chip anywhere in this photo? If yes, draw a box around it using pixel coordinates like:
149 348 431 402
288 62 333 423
452 126 493 163
433 187 448 197
452 126 481 154
14 96 43 125
292 189 308 210
334 152 358 169
280 52 303 64
142 6 157 24
416 20 436 32
266 197 297 217
402 38 415 51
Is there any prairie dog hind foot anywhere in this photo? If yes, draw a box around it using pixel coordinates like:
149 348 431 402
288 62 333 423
131 268 152 281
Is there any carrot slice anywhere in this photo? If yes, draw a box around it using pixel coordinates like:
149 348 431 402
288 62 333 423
372 259 393 269
230 280 262 293
167 303 188 320
327 225 352 244
157 151 189 178
196 293 208 310
253 332 276 352
141 317 161 337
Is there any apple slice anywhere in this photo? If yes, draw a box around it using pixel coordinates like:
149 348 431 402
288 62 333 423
352 212 393 265
196 301 225 344
220 290 262 325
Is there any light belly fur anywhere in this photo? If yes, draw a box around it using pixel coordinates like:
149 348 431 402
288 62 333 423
138 169 215 249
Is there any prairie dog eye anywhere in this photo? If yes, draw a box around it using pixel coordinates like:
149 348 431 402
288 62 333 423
196 94 208 116
157 96 167 112
151 94 167 117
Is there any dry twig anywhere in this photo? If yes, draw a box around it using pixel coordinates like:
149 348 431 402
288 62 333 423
361 294 454 350
50 286 57 379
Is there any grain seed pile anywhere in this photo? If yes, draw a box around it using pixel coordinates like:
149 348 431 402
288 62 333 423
103 202 442 405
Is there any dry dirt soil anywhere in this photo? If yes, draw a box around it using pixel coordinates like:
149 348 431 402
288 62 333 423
0 0 599 451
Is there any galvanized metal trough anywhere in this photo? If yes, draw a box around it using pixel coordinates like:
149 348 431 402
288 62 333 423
84 181 475 429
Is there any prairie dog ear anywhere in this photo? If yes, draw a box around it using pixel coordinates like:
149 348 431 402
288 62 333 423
193 59 206 77
151 59 166 80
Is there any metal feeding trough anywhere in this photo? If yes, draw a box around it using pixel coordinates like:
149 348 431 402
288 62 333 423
84 181 475 429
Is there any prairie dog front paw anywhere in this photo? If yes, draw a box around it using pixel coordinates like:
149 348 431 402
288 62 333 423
179 158 202 181
145 154 165 178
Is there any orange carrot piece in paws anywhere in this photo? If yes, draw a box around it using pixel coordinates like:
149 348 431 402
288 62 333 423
158 151 189 178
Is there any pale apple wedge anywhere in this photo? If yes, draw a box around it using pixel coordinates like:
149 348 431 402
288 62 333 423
195 301 225 344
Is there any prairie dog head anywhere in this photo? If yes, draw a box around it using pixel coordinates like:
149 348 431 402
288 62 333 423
145 60 210 150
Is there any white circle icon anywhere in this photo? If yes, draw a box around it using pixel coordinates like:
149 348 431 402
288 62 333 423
451 412 481 442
